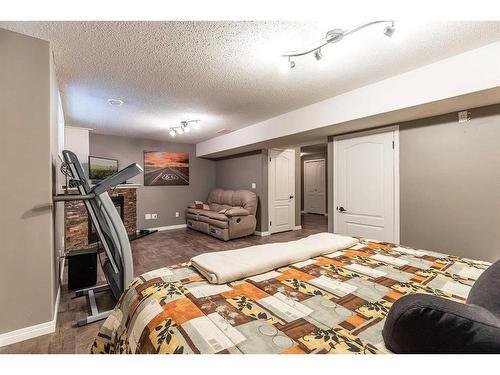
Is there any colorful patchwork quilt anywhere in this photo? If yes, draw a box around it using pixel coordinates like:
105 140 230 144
91 239 490 354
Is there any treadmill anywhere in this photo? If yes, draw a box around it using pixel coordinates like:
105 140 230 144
54 150 143 326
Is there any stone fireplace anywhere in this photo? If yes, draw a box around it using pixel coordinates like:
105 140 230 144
65 186 137 252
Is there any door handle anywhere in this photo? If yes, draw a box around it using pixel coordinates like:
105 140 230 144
337 206 347 213
289 195 294 199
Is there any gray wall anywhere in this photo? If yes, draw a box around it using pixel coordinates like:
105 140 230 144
215 151 268 231
399 104 500 262
0 29 61 334
327 103 500 262
89 133 216 229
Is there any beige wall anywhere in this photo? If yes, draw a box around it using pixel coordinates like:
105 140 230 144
0 29 61 334
327 103 500 262
89 133 216 229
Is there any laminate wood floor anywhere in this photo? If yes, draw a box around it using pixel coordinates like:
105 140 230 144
0 214 327 354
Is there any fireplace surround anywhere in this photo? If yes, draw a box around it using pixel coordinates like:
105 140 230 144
64 186 137 252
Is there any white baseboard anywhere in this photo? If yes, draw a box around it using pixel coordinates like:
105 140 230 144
254 230 271 236
293 225 302 231
0 257 64 348
148 223 187 232
0 315 57 348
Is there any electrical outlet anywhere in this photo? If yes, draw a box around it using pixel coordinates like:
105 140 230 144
151 213 158 219
458 110 471 123
175 212 180 218
251 182 256 189
145 214 151 220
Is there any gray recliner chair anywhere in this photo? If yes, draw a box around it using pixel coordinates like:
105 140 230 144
186 189 257 241
383 259 500 353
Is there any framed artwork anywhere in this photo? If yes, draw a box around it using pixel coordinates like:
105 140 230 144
143 151 189 186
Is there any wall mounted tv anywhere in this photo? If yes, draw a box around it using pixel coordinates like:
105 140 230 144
88 156 118 181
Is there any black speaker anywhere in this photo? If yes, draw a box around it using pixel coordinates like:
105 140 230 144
67 248 98 290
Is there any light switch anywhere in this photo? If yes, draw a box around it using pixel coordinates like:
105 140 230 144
175 212 180 217
251 183 256 189
145 214 151 220
151 213 158 219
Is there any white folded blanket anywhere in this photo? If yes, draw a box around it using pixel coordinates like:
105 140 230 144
190 232 359 284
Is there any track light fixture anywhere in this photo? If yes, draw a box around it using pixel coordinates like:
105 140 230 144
168 120 201 137
281 20 396 70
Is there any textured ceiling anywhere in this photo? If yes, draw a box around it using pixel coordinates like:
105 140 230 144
1 21 500 144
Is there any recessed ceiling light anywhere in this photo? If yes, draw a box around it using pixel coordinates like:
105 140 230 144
216 128 232 134
108 98 124 106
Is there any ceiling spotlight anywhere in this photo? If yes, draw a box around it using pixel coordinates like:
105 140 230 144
383 22 396 37
108 98 124 106
193 121 201 130
279 57 295 73
314 49 323 61
169 129 176 137
176 127 184 135
184 124 191 133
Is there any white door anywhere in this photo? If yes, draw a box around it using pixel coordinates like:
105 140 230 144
304 159 326 214
334 128 399 242
269 148 295 234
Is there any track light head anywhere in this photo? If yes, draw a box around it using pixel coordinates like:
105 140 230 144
314 49 323 61
279 57 295 73
169 129 176 137
176 127 184 135
383 22 396 37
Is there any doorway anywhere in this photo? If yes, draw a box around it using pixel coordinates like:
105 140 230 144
268 148 296 234
301 143 328 216
333 126 400 243
304 159 326 214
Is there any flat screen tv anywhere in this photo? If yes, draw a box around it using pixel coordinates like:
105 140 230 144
88 156 118 181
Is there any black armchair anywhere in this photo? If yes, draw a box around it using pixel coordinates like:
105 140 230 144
382 259 500 353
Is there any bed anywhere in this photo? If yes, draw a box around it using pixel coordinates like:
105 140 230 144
91 236 490 354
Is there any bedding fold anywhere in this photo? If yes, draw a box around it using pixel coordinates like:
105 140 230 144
190 232 359 284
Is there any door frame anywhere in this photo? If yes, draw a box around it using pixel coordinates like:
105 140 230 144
333 125 400 243
303 158 326 215
268 148 296 234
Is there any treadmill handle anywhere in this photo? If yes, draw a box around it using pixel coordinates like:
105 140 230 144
53 193 96 202
92 163 143 196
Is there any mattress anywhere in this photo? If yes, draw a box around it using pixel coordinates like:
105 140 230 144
91 238 490 354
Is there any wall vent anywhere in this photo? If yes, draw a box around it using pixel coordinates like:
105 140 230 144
216 128 232 134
